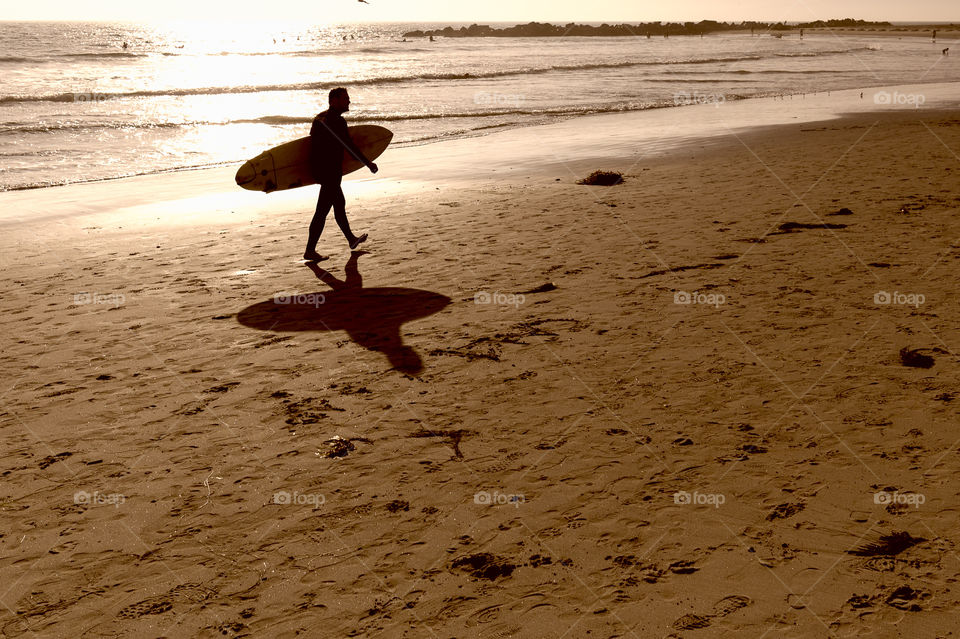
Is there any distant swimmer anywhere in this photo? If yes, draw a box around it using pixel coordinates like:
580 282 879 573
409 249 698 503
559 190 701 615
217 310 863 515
303 88 378 262
429 35 434 42
122 41 128 49
944 48 950 56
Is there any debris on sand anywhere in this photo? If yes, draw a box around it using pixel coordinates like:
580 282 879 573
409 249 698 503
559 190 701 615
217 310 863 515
899 348 935 369
776 221 848 232
577 170 624 186
848 531 926 557
450 553 517 580
518 282 558 294
827 207 854 216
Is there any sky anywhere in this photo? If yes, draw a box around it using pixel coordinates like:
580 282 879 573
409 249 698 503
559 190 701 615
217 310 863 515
1 0 958 23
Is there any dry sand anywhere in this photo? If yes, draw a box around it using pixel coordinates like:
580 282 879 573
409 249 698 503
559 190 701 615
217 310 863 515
2 95 960 638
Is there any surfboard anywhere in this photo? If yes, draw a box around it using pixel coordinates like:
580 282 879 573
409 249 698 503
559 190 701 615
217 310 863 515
235 124 393 193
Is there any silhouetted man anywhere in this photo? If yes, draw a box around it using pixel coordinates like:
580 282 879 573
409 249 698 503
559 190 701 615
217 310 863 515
304 87 378 262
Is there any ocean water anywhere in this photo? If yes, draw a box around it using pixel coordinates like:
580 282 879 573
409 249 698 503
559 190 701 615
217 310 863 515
0 21 956 191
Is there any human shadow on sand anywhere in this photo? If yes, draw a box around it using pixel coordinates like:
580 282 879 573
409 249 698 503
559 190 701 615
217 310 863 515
236 252 450 375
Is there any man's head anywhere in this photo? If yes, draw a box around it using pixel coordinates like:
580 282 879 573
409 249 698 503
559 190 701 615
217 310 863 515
329 87 350 113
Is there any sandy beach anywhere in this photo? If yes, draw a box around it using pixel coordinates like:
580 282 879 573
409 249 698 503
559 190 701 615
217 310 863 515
2 85 960 637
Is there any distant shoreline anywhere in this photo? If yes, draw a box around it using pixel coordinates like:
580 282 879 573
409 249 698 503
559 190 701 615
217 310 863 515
804 26 959 38
404 20 959 38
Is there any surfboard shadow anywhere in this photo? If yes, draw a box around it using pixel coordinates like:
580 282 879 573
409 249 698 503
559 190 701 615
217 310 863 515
236 252 450 375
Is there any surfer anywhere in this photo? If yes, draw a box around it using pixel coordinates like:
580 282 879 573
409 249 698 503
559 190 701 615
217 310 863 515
304 87 378 262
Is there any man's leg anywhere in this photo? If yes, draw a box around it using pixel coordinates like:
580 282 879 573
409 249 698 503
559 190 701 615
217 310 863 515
331 183 367 249
305 182 335 258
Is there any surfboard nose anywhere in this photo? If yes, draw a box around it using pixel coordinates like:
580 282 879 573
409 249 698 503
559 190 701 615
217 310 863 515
235 161 256 188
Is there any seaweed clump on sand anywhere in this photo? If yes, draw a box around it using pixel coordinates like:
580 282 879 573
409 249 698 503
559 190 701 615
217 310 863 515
899 347 935 369
577 170 624 186
847 531 925 557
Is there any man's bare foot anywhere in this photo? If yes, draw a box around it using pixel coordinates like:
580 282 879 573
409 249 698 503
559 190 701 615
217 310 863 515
349 233 368 250
302 251 328 262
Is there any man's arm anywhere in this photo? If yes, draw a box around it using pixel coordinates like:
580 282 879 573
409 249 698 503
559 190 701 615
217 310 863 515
311 114 378 173
341 127 373 167
344 137 372 167
333 119 378 172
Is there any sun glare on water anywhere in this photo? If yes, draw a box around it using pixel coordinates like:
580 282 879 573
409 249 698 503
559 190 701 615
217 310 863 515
145 19 351 57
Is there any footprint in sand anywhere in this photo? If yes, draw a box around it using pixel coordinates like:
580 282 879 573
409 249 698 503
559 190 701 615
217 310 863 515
766 502 805 521
465 604 502 625
672 595 751 630
115 584 215 620
214 621 246 636
385 499 409 513
478 451 525 473
843 585 930 613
